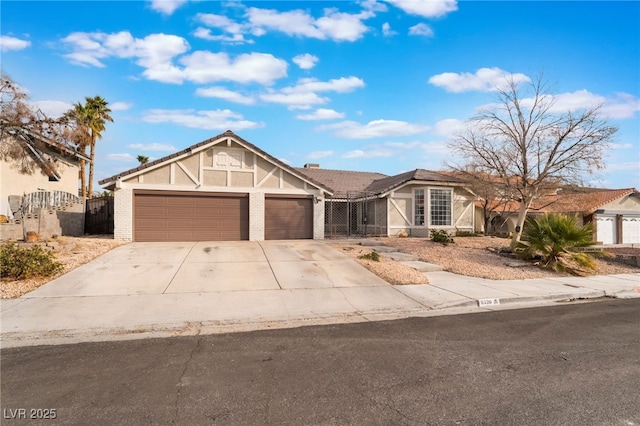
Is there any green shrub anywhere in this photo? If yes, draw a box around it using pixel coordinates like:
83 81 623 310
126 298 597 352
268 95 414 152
430 229 454 246
359 251 380 262
0 242 64 280
516 214 599 275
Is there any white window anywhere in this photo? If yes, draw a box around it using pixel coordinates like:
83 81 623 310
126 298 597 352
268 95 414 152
413 187 453 226
430 189 452 226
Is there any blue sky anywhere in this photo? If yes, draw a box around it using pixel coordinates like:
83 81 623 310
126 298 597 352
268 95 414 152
2 0 639 190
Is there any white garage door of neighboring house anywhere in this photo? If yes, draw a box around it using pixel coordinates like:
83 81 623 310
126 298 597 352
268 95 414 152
622 217 640 244
596 216 616 244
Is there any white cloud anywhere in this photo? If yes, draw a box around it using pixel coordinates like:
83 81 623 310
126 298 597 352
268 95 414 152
107 153 136 162
296 108 345 120
180 51 287 85
142 109 263 131
409 23 434 37
260 76 365 109
149 0 188 15
515 90 640 120
307 150 334 159
61 31 288 85
433 118 464 137
293 53 319 70
343 148 394 158
194 13 252 44
385 0 458 18
195 86 256 105
605 161 640 172
126 143 177 152
0 35 31 52
30 100 72 118
383 140 423 149
382 22 397 37
429 67 531 93
110 102 132 111
319 119 429 139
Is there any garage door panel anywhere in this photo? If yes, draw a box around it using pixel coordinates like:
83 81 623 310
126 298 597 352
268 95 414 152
622 218 640 244
265 197 313 240
134 192 248 242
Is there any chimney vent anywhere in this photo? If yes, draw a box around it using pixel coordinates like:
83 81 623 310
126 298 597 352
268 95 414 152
304 163 320 169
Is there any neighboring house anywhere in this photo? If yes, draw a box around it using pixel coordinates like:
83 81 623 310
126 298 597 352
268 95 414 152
100 131 478 242
0 127 88 219
297 166 477 238
489 187 640 244
99 131 332 242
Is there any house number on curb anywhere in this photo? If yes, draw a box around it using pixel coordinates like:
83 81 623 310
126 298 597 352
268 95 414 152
478 298 501 307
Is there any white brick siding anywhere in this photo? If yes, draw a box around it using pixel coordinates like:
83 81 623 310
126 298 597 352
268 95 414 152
114 187 133 241
249 192 264 241
314 198 325 240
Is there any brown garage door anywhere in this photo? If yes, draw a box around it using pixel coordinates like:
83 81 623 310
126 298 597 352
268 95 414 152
265 196 313 240
134 191 248 242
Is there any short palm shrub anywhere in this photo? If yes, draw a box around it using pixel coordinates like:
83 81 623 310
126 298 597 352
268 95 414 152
0 242 64 280
516 214 600 275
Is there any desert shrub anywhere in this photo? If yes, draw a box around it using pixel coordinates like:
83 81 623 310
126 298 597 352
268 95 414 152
455 229 479 237
0 242 64 280
359 251 380 262
516 214 599 275
430 229 454 246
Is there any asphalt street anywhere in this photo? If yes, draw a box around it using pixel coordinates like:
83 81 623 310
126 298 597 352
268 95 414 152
2 298 639 426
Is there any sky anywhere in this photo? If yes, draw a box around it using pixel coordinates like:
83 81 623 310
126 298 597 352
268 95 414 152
1 0 639 191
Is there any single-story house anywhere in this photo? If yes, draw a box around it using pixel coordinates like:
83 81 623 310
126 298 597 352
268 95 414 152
99 131 332 242
0 126 88 219
296 165 476 238
100 131 477 242
488 187 640 244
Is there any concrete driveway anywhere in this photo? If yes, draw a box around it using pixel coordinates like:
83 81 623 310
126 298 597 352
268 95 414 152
23 240 391 297
1 241 428 347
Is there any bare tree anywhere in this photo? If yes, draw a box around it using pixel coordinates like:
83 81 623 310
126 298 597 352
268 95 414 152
448 74 617 246
0 72 74 175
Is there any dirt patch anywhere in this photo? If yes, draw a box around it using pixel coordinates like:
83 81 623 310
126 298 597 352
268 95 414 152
1 236 126 299
332 236 639 283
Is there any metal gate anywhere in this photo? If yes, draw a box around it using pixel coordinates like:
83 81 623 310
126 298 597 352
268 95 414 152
85 195 114 234
325 193 387 238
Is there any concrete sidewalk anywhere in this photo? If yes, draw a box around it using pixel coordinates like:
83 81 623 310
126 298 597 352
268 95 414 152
1 241 638 348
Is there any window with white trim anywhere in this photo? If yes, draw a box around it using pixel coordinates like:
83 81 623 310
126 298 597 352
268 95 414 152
430 188 452 226
414 189 425 225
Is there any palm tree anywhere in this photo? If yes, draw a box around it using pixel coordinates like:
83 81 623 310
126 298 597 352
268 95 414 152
136 155 149 165
63 103 91 197
84 96 113 197
64 97 113 197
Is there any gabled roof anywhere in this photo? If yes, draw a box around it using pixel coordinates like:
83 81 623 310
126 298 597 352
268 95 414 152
496 187 640 214
296 167 465 198
293 167 387 198
365 169 463 196
98 131 332 193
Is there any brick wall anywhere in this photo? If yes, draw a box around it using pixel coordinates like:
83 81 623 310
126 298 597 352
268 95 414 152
249 192 265 241
114 187 133 241
314 197 325 240
0 200 85 240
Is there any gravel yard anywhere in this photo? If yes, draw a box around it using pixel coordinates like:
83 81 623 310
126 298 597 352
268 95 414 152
333 236 640 283
1 236 125 299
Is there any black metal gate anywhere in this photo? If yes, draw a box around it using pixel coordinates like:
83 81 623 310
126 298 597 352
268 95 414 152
85 195 114 234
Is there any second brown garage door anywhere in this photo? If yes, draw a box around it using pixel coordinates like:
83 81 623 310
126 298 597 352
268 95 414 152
265 196 313 240
134 190 249 242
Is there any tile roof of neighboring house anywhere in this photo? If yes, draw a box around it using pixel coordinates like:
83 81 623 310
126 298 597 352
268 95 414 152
494 187 640 214
98 131 332 193
296 167 465 198
293 167 388 198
